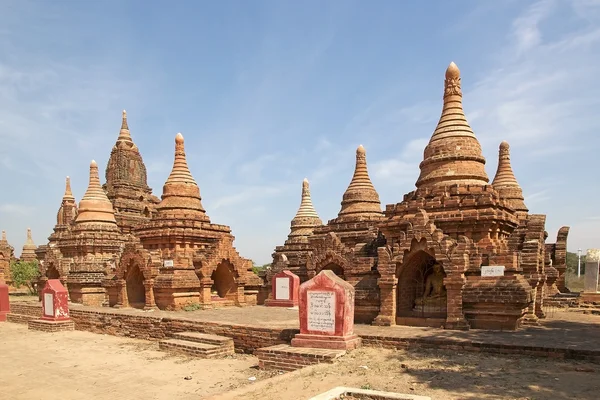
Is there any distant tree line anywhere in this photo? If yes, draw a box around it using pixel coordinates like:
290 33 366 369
566 251 587 275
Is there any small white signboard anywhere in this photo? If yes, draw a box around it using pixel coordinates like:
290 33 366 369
275 277 290 300
307 291 336 333
163 260 174 268
481 265 505 277
44 293 54 317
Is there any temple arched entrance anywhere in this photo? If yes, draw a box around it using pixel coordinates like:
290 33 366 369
46 264 60 280
320 263 345 279
211 261 236 301
125 264 145 309
396 249 447 327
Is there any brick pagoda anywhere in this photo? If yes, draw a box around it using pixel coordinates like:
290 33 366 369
20 228 37 262
271 62 569 330
103 110 160 233
61 161 124 306
104 133 257 310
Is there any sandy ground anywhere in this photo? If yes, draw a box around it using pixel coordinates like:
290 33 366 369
217 347 600 400
2 324 599 400
0 323 278 400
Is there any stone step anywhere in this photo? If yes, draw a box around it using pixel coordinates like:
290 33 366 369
158 338 233 358
171 331 234 347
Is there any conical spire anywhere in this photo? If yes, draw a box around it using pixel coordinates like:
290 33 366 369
157 133 209 220
75 160 118 225
492 141 528 214
63 176 74 200
416 62 489 189
337 145 382 221
20 228 37 261
25 228 34 245
1 231 6 242
287 178 322 243
117 109 132 142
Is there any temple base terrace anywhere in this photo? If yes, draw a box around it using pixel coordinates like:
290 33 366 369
7 301 600 363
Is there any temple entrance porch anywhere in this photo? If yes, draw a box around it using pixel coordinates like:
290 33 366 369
396 250 448 328
125 264 145 309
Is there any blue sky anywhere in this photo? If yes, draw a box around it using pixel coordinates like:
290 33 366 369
1 0 598 264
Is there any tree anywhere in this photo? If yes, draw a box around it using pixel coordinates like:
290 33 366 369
10 260 40 294
566 251 586 275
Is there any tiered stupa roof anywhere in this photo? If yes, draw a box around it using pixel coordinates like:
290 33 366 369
335 145 383 222
75 161 118 228
416 62 489 189
492 141 528 215
157 133 210 221
286 178 323 244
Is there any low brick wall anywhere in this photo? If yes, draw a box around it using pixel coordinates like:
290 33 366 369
360 335 600 363
9 303 298 354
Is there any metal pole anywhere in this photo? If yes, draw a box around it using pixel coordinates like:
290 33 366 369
577 248 582 278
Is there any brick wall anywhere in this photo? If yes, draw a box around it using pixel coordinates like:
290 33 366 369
9 303 298 354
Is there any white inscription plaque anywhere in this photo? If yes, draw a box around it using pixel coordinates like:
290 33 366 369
481 266 505 277
163 260 174 267
44 293 54 317
307 291 336 333
275 277 290 300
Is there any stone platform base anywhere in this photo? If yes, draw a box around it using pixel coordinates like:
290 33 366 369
256 344 346 372
264 299 298 308
309 386 431 400
28 319 75 332
159 331 235 358
397 316 446 328
291 333 361 350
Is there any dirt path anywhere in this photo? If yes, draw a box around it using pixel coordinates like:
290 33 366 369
217 347 600 400
0 323 276 400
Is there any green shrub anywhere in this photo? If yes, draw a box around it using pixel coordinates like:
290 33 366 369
10 260 40 294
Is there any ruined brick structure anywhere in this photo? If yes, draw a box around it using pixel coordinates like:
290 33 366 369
20 228 37 262
104 133 258 310
103 111 160 233
270 62 569 330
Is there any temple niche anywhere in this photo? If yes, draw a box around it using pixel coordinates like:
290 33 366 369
104 133 257 310
103 111 160 233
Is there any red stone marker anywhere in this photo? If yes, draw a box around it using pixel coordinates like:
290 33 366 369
265 270 300 307
0 279 9 322
28 279 74 332
291 269 361 350
41 279 70 321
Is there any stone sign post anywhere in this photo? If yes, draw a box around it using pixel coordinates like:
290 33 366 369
0 279 9 322
265 270 300 308
28 279 74 332
291 270 361 350
584 249 600 293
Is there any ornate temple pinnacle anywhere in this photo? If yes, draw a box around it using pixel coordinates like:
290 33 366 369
337 145 382 220
415 62 489 189
64 176 74 200
287 178 322 243
26 228 33 243
492 140 528 213
75 160 118 225
158 132 208 219
2 230 6 241
117 109 132 141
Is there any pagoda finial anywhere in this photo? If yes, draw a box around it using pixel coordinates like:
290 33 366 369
63 176 74 200
158 133 209 220
26 228 32 241
415 62 488 189
117 109 132 141
75 160 117 225
337 145 382 221
492 141 528 214
1 230 6 241
294 178 320 220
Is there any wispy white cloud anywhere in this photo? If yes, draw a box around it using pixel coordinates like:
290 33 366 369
0 204 34 215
